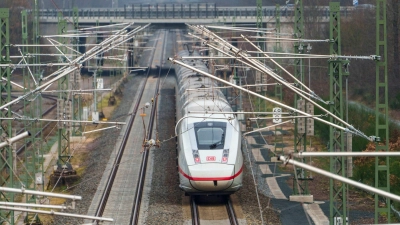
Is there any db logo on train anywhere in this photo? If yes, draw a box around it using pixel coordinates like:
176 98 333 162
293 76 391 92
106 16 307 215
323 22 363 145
206 156 216 161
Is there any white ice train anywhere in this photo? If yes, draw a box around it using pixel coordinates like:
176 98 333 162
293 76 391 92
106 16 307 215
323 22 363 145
175 50 243 195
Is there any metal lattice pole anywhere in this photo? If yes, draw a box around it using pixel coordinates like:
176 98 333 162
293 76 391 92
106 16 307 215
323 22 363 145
274 4 282 102
21 9 43 225
256 0 262 30
0 8 13 224
292 0 310 196
54 13 73 185
71 7 83 136
328 2 349 224
274 4 284 154
256 0 265 114
32 0 44 197
95 20 102 119
374 0 390 222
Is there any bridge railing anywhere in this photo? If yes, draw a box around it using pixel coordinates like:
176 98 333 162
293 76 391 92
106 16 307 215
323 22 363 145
37 4 354 21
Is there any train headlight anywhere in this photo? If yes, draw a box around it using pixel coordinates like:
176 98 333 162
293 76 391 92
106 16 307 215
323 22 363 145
221 149 229 163
192 150 200 164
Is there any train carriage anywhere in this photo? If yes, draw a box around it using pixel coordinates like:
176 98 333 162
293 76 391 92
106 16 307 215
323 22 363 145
175 50 243 195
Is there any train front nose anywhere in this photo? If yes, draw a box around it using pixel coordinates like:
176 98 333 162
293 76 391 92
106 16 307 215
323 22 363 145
188 164 235 191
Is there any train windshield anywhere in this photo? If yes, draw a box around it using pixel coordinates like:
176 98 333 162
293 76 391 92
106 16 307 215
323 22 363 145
193 121 226 150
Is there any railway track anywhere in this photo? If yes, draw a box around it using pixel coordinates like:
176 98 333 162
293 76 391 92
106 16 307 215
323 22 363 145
190 195 239 225
0 93 57 158
226 196 239 225
130 30 167 225
16 94 58 154
92 74 148 220
91 29 168 224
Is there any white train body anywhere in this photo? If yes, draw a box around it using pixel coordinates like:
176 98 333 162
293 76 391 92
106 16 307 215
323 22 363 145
175 50 243 195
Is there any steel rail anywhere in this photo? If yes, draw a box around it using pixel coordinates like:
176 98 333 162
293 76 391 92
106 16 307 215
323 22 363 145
190 196 200 225
226 197 238 225
94 26 155 224
15 94 58 155
130 29 167 225
92 77 148 221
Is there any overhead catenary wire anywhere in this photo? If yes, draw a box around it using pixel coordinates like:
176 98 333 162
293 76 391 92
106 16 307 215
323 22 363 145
41 23 135 81
0 117 126 125
0 23 150 112
41 88 112 93
46 37 83 56
243 120 292 136
17 48 37 86
2 21 152 224
0 187 81 200
248 114 325 120
188 111 291 115
169 57 371 141
0 206 113 222
190 26 311 96
194 30 326 103
240 34 315 94
0 201 67 210
47 39 73 63
240 36 330 42
1 78 26 90
244 50 378 60
187 32 272 80
293 152 400 157
278 155 400 203
39 25 149 221
181 54 377 60
0 63 73 67
187 25 372 140
78 22 131 31
206 25 276 31
204 25 287 35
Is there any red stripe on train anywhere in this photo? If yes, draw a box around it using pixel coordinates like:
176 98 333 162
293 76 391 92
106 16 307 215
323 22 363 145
179 165 243 181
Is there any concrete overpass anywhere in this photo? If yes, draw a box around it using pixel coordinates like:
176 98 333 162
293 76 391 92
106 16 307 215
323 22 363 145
38 3 354 25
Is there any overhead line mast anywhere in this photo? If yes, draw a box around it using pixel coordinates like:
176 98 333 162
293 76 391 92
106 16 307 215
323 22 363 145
328 2 350 224
32 0 45 198
274 4 284 157
0 7 14 225
292 0 313 198
256 0 266 114
52 12 77 187
71 6 83 136
21 8 43 225
374 0 390 222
